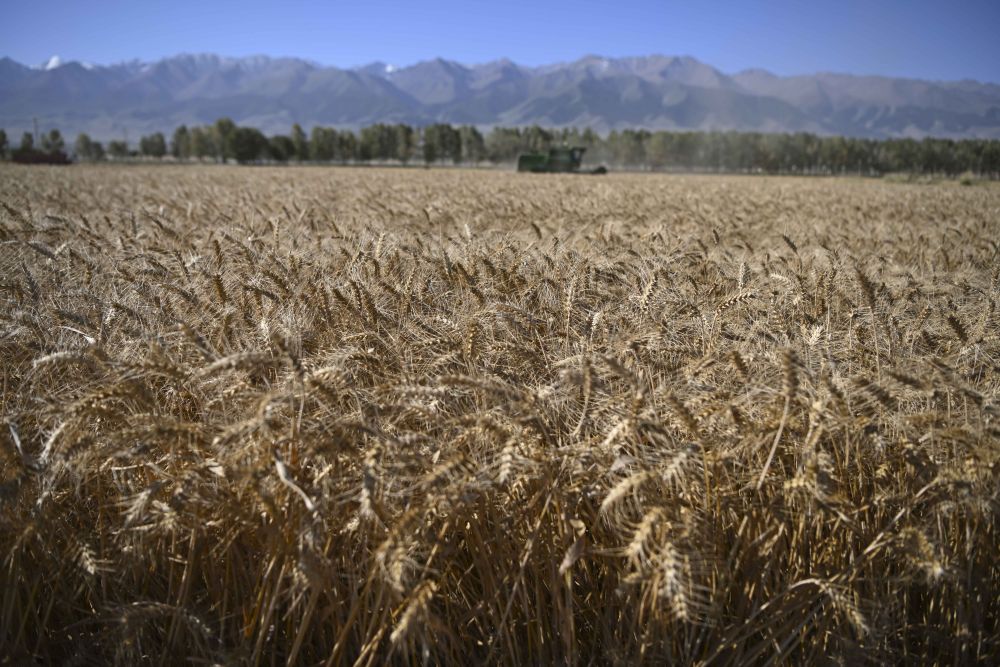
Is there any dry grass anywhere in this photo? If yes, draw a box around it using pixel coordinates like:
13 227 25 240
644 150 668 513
1 164 998 665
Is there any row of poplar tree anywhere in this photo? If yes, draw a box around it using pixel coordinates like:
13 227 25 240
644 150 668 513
3 120 999 176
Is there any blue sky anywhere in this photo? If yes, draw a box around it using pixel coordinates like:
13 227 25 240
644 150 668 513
4 0 999 83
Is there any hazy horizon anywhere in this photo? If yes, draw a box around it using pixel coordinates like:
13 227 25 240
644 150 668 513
4 0 999 84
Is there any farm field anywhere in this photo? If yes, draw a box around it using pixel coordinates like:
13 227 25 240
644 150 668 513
1 164 998 664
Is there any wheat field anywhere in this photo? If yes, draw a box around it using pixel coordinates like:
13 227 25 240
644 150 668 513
1 164 998 665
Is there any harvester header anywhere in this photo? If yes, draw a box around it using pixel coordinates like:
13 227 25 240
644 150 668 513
517 146 607 174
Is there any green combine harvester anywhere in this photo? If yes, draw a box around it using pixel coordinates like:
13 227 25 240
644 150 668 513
517 146 607 174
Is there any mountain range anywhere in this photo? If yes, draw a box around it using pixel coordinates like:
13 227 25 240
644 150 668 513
2 53 999 141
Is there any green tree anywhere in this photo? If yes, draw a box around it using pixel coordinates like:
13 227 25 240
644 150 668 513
268 135 295 162
139 132 167 158
172 126 191 159
0 129 7 158
230 127 268 163
107 140 129 159
485 127 523 162
611 129 647 166
20 132 35 152
459 125 485 164
422 124 461 164
360 124 400 162
291 123 309 161
394 124 415 163
309 127 337 162
646 132 671 170
820 135 849 173
524 125 552 153
422 127 438 164
358 125 377 161
442 125 461 163
190 127 216 160
41 129 65 154
213 118 236 162
378 124 399 161
75 133 96 161
92 121 1000 176
981 140 1000 176
581 127 598 147
337 131 357 162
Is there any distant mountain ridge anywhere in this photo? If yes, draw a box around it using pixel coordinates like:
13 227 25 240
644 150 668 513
2 53 999 141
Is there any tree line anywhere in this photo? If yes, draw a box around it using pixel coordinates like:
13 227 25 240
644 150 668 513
2 121 998 176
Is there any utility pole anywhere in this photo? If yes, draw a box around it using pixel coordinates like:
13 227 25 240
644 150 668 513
33 117 39 146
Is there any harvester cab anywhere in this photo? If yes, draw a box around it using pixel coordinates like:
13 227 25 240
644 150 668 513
517 145 607 174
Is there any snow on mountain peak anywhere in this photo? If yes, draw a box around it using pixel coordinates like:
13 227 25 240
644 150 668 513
42 55 62 70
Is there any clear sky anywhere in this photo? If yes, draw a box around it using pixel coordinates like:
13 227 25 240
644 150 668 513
4 0 999 83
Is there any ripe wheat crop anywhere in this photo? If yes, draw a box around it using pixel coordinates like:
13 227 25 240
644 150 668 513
1 164 998 664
